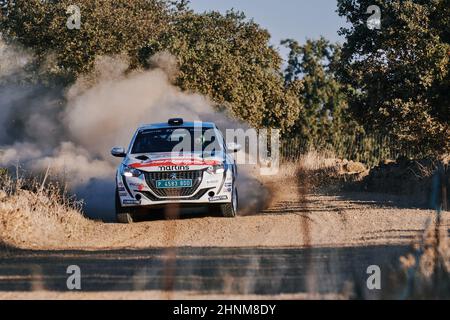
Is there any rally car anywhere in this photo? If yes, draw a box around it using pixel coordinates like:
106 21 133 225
111 118 240 223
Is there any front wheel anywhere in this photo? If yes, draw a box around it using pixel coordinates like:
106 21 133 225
220 187 238 218
115 190 135 224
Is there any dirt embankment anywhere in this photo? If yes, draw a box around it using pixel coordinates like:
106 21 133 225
360 158 449 209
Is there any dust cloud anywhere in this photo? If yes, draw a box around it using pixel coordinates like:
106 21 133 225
0 40 270 219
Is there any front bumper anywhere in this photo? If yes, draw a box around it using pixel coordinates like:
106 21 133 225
117 169 234 207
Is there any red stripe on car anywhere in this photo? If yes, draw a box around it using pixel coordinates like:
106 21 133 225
130 159 220 168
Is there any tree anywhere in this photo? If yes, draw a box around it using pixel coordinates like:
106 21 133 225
160 9 300 130
282 38 359 149
1 0 171 82
337 0 450 156
0 1 300 131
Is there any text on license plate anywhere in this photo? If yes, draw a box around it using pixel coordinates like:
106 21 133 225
156 179 193 189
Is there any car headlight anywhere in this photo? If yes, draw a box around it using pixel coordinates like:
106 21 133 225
207 164 225 174
122 165 142 178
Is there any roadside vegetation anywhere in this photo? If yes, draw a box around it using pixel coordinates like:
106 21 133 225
0 169 94 249
1 0 448 158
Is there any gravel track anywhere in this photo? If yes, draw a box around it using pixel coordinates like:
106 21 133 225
1 181 448 299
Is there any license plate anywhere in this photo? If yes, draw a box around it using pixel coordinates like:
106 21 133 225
156 179 192 189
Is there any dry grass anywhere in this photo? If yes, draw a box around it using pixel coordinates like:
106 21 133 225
284 150 368 195
269 150 344 181
0 173 95 249
390 217 450 299
296 150 340 172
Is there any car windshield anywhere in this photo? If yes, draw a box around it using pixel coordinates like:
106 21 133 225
131 127 223 154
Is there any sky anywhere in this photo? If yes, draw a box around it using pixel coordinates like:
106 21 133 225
189 0 348 59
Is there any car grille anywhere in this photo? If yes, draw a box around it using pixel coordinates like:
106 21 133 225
144 170 205 198
140 188 212 202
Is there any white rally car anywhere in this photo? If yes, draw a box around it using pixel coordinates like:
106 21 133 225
111 119 240 223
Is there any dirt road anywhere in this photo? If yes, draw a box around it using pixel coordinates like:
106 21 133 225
1 182 448 299
0 245 412 300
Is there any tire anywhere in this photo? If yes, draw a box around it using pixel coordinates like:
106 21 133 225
115 189 134 224
116 212 134 224
220 187 238 218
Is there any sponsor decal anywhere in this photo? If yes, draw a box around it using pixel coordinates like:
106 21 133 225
118 187 126 192
224 183 233 188
129 158 220 169
119 193 128 197
208 195 228 202
159 165 190 171
207 180 220 185
123 200 141 205
129 182 146 191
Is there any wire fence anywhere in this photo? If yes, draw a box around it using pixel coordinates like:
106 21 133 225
280 134 419 167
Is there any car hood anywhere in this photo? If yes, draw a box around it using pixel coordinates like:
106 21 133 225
124 152 224 172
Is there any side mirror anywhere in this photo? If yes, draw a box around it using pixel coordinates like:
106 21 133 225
226 142 242 153
111 147 126 158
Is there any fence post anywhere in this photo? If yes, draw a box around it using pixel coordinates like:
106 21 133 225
441 162 448 211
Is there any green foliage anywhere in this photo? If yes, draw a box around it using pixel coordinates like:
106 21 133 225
1 0 447 160
1 0 171 82
161 9 300 130
336 0 450 156
282 38 362 150
0 0 299 131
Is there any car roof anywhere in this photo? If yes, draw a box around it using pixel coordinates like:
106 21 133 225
138 121 217 131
